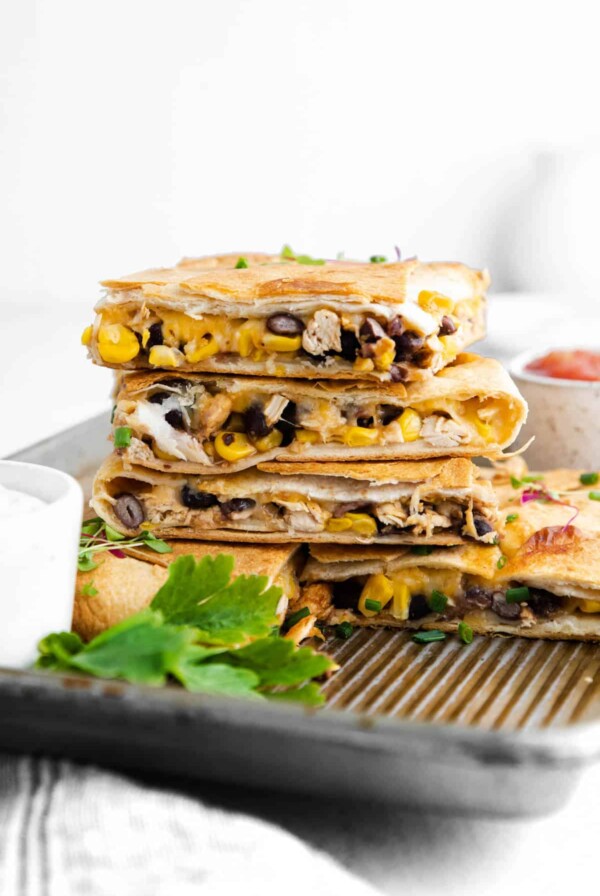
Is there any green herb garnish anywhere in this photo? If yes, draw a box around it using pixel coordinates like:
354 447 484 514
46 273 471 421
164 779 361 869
505 513 519 524
510 476 522 489
38 554 334 705
81 582 98 597
335 621 353 639
369 255 387 263
110 405 116 424
522 474 544 483
280 245 325 265
364 598 382 613
580 472 598 486
77 518 172 571
411 545 433 556
458 622 473 644
428 590 448 613
114 426 132 448
497 555 507 570
506 586 530 604
412 630 446 644
285 606 310 629
589 491 600 501
235 257 249 269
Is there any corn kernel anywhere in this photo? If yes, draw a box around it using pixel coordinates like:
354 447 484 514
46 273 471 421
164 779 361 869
81 325 93 346
214 431 256 462
148 345 182 368
253 429 284 452
325 517 353 533
399 408 422 442
374 346 396 371
439 334 458 363
473 416 493 441
578 600 600 613
345 512 378 538
236 321 264 358
184 336 219 362
295 429 319 444
141 328 150 348
203 440 216 460
418 290 455 314
153 444 180 462
97 324 140 364
359 574 394 616
342 426 380 448
391 581 411 620
263 333 302 353
354 357 374 372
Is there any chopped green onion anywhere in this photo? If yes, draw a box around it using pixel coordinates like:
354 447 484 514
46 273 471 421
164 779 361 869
369 255 387 263
522 474 544 483
81 582 98 597
510 476 522 489
411 545 433 556
428 590 448 613
589 491 600 501
505 513 519 524
235 257 248 269
412 630 446 644
105 524 126 542
335 621 353 639
114 426 132 448
497 555 507 570
580 472 599 486
458 621 473 644
110 405 116 424
506 586 530 604
286 606 310 628
364 598 382 613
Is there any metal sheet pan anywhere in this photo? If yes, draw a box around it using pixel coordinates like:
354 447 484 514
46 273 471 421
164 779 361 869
4 413 600 816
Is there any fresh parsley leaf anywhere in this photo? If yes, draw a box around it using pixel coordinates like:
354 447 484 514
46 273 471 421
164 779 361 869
150 554 235 622
187 575 282 644
37 631 85 670
174 660 261 698
222 637 333 687
266 683 325 706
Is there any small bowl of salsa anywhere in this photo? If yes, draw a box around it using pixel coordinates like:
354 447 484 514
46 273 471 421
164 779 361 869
509 347 600 469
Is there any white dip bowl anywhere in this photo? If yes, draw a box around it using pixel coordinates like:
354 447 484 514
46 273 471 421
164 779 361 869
0 462 82 668
509 347 600 470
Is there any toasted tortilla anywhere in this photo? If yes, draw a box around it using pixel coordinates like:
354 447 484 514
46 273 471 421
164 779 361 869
91 453 497 545
73 540 300 641
115 354 527 475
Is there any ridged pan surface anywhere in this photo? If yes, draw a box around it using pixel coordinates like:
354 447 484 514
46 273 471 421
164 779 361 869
318 629 600 730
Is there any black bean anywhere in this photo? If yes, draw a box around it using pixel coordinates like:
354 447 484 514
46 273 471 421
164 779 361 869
266 313 305 336
527 589 563 617
389 364 408 383
146 322 163 349
409 594 431 620
181 485 218 509
473 513 495 537
276 402 297 446
359 317 387 343
393 330 424 361
165 408 185 430
461 585 493 610
332 579 363 610
114 494 145 529
357 416 374 428
148 391 170 405
245 404 272 439
387 316 405 337
340 329 360 361
438 315 457 336
380 405 402 425
220 498 256 517
491 592 522 620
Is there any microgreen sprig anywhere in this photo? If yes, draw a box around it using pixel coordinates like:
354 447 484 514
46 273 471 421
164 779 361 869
78 518 172 572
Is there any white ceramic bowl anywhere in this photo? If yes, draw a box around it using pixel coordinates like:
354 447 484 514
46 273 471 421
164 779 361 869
0 462 82 668
509 347 600 470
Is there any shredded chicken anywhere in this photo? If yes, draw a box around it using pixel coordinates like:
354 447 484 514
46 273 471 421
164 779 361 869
127 400 211 464
263 394 289 427
296 400 345 433
302 309 342 355
376 502 408 528
420 415 470 449
196 393 232 438
406 510 453 537
284 613 318 645
292 583 334 620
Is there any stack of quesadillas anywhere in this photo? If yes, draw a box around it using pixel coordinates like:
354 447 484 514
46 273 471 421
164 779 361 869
79 250 600 643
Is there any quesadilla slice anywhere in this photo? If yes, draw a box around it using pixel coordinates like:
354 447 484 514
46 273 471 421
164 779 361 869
82 253 488 383
112 354 526 475
91 455 499 545
73 540 302 641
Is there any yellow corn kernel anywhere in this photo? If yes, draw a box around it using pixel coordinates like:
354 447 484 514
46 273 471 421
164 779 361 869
325 517 353 533
141 328 150 348
148 345 182 368
97 324 140 364
184 336 219 362
473 416 493 441
345 513 378 538
226 413 246 432
439 334 458 363
354 357 374 372
358 574 394 616
342 426 380 448
374 345 396 371
236 321 264 358
295 429 319 444
81 324 93 346
153 444 180 462
578 600 600 613
203 440 216 460
399 408 422 442
418 290 455 314
262 333 302 353
253 429 284 452
214 431 256 462
391 581 411 620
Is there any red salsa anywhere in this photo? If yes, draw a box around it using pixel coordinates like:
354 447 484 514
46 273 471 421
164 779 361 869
525 349 600 382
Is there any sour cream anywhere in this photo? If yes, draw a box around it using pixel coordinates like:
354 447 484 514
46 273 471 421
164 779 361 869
0 482 47 517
